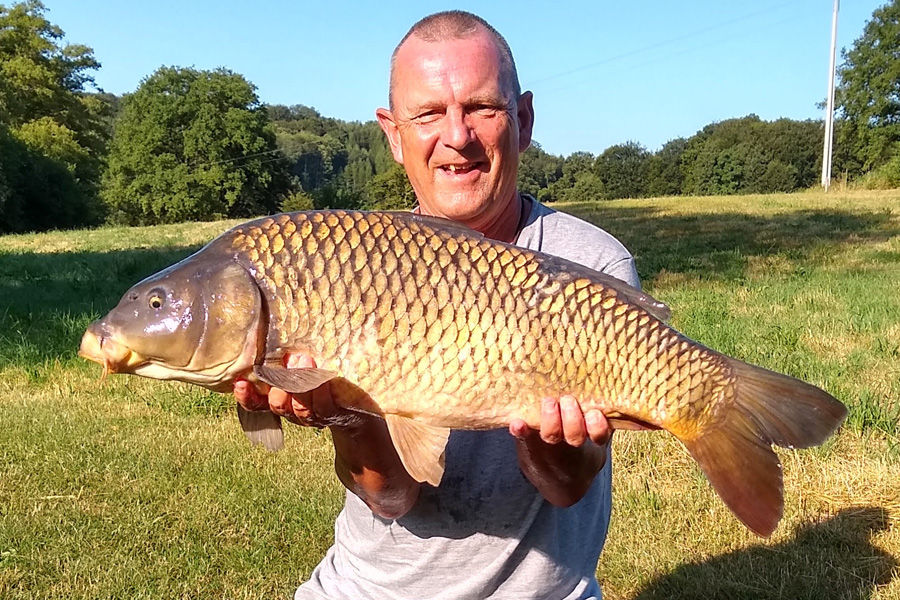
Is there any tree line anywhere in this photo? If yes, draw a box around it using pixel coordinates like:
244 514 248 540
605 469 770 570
1 0 898 233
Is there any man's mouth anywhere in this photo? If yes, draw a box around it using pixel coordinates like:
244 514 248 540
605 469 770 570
441 162 480 175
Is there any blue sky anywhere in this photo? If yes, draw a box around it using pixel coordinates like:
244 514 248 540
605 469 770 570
49 0 883 156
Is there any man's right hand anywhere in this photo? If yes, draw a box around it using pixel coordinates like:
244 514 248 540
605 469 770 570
234 354 354 428
233 353 421 520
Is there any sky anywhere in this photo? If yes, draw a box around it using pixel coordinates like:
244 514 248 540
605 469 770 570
47 0 885 157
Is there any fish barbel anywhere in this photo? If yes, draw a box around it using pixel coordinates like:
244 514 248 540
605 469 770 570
79 210 846 536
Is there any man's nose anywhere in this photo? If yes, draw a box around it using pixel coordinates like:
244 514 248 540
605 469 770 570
439 107 475 150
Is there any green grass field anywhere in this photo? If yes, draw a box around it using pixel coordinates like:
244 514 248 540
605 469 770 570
2 190 899 599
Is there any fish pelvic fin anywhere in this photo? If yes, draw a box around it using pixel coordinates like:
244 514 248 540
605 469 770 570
682 359 847 537
384 415 450 487
237 404 284 452
253 365 338 394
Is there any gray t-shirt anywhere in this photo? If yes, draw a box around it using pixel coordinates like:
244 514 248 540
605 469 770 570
296 197 640 600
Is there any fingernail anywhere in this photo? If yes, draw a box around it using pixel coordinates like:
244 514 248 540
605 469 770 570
542 397 556 413
560 396 577 413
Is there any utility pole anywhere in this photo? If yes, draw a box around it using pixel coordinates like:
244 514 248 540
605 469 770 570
821 0 839 191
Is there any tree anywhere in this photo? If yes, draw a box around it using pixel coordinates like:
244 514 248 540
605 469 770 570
647 138 688 197
101 67 292 224
681 115 820 195
594 141 650 199
517 142 563 202
362 162 416 210
0 0 108 231
267 104 394 209
835 0 900 173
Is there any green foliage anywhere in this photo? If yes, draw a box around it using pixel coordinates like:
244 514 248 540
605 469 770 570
268 104 394 210
856 150 900 189
562 171 605 203
0 0 108 232
835 0 900 173
101 67 292 225
517 143 564 201
362 162 416 210
647 138 687 197
280 190 316 212
682 116 821 196
594 141 651 199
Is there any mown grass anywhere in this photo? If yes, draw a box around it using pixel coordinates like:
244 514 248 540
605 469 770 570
1 190 899 599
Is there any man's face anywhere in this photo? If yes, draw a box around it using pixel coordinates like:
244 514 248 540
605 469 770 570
376 31 534 228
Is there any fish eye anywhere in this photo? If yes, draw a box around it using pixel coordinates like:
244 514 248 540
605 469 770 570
148 289 165 310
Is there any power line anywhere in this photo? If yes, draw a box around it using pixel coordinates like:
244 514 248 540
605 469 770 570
189 147 284 168
536 12 812 97
524 0 809 88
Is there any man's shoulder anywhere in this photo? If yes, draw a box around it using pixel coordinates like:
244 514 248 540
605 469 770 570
518 197 639 288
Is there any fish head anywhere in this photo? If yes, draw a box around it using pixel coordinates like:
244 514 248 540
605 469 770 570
79 257 265 392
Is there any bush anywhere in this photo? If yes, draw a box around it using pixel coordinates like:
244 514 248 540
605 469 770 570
280 190 316 212
856 152 900 189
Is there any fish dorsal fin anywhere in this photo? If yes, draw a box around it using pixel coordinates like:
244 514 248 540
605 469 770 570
599 273 671 322
236 404 284 451
253 365 338 394
402 212 485 240
537 253 672 322
384 414 450 487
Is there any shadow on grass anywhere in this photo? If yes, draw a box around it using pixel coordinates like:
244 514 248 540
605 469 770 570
632 507 897 600
0 245 201 370
564 204 899 283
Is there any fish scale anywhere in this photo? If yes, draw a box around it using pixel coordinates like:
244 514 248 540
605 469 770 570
80 209 847 537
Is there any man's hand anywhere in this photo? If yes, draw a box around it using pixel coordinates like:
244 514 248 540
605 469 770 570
234 354 353 428
510 396 611 508
233 353 420 519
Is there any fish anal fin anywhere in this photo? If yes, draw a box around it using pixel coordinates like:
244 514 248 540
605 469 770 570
606 416 662 431
237 404 284 452
253 364 337 395
384 415 450 487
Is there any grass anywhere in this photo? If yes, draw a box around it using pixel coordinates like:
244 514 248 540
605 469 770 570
1 190 899 598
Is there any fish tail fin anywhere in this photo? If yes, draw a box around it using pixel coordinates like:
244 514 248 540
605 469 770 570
681 359 847 537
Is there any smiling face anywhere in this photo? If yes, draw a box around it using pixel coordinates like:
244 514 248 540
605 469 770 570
376 29 534 237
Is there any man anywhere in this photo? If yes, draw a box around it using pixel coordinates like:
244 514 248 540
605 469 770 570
235 10 640 599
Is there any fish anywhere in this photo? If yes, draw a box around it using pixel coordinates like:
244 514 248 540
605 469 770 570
79 209 847 537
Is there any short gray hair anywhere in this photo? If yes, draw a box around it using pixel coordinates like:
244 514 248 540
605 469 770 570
389 11 521 109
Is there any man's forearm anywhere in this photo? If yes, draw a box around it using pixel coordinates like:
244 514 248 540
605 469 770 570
330 417 421 519
517 438 607 507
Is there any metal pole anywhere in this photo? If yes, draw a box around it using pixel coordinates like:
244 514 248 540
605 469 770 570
822 0 839 190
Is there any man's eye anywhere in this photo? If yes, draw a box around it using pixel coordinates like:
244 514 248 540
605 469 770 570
471 105 499 117
413 111 442 124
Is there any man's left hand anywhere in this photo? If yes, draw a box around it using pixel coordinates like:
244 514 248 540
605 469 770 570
509 396 611 507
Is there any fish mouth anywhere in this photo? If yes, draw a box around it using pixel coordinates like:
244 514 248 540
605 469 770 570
78 324 145 378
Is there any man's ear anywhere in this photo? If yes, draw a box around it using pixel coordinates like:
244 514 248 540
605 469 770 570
516 91 535 153
376 108 404 164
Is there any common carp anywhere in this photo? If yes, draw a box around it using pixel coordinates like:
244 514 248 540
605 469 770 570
79 210 846 536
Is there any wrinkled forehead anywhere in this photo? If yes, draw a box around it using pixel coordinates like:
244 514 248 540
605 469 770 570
391 32 515 108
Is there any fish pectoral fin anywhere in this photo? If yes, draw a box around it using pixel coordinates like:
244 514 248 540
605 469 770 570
384 415 450 487
253 364 338 394
237 404 284 452
606 416 662 431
